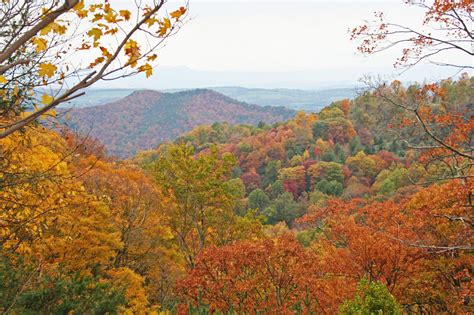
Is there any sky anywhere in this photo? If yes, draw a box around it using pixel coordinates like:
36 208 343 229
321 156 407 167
94 0 472 89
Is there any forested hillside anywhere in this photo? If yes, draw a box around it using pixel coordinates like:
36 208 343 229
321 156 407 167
2 75 471 313
65 89 295 157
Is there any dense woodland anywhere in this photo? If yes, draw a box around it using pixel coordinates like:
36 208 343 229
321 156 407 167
0 0 473 314
1 75 472 313
65 89 295 158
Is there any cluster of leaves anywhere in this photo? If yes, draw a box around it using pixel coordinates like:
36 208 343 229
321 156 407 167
0 0 188 138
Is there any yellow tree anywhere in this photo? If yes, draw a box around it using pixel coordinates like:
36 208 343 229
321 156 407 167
79 158 183 309
152 144 262 269
0 127 126 307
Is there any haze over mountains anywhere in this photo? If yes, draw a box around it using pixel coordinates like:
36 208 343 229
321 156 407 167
65 89 295 157
61 86 357 112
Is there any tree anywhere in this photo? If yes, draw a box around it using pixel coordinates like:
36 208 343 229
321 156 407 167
346 151 381 185
248 188 270 212
351 1 473 164
279 166 306 199
152 144 258 269
352 12 473 264
241 168 262 192
315 179 343 196
0 255 126 314
264 192 300 225
351 1 473 70
349 136 364 156
79 159 181 308
262 160 281 188
312 120 329 139
0 0 187 138
340 278 401 315
176 235 324 314
372 166 411 196
308 161 344 188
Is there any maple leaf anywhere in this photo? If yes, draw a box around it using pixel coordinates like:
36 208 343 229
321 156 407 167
38 63 57 78
159 18 171 37
87 28 103 42
40 22 66 36
104 28 119 35
145 17 159 27
139 63 153 78
146 54 158 62
72 1 87 18
32 37 48 52
124 39 140 67
170 7 187 20
0 75 7 84
100 46 112 59
119 10 131 21
89 57 105 68
41 93 54 105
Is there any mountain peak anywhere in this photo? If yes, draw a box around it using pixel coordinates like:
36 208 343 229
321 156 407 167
126 89 162 100
66 90 295 158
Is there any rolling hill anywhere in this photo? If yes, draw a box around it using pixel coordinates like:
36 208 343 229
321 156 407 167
59 86 357 111
64 89 295 157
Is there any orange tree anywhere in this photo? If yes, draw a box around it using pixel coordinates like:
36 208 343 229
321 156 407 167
176 234 349 314
351 0 473 255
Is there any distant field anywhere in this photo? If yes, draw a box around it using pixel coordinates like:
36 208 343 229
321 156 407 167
211 86 359 112
59 89 138 108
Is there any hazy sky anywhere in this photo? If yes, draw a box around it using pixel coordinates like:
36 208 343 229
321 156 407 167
95 0 472 89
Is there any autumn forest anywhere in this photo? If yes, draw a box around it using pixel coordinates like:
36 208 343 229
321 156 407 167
0 0 473 314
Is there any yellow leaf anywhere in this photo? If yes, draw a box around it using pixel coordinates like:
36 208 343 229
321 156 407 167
119 10 131 21
73 0 85 10
32 37 48 52
139 63 153 78
100 46 112 59
89 57 105 68
74 1 88 19
124 39 140 68
51 23 67 35
159 18 171 36
145 17 159 27
146 54 158 62
0 75 7 84
41 93 54 105
104 28 119 35
40 22 66 36
170 7 186 20
38 63 57 78
87 28 103 42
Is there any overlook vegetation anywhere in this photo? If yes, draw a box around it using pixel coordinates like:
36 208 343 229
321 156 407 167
0 0 472 314
2 74 472 313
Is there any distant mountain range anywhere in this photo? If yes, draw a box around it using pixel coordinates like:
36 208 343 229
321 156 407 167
211 87 358 112
64 89 295 157
60 86 358 112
